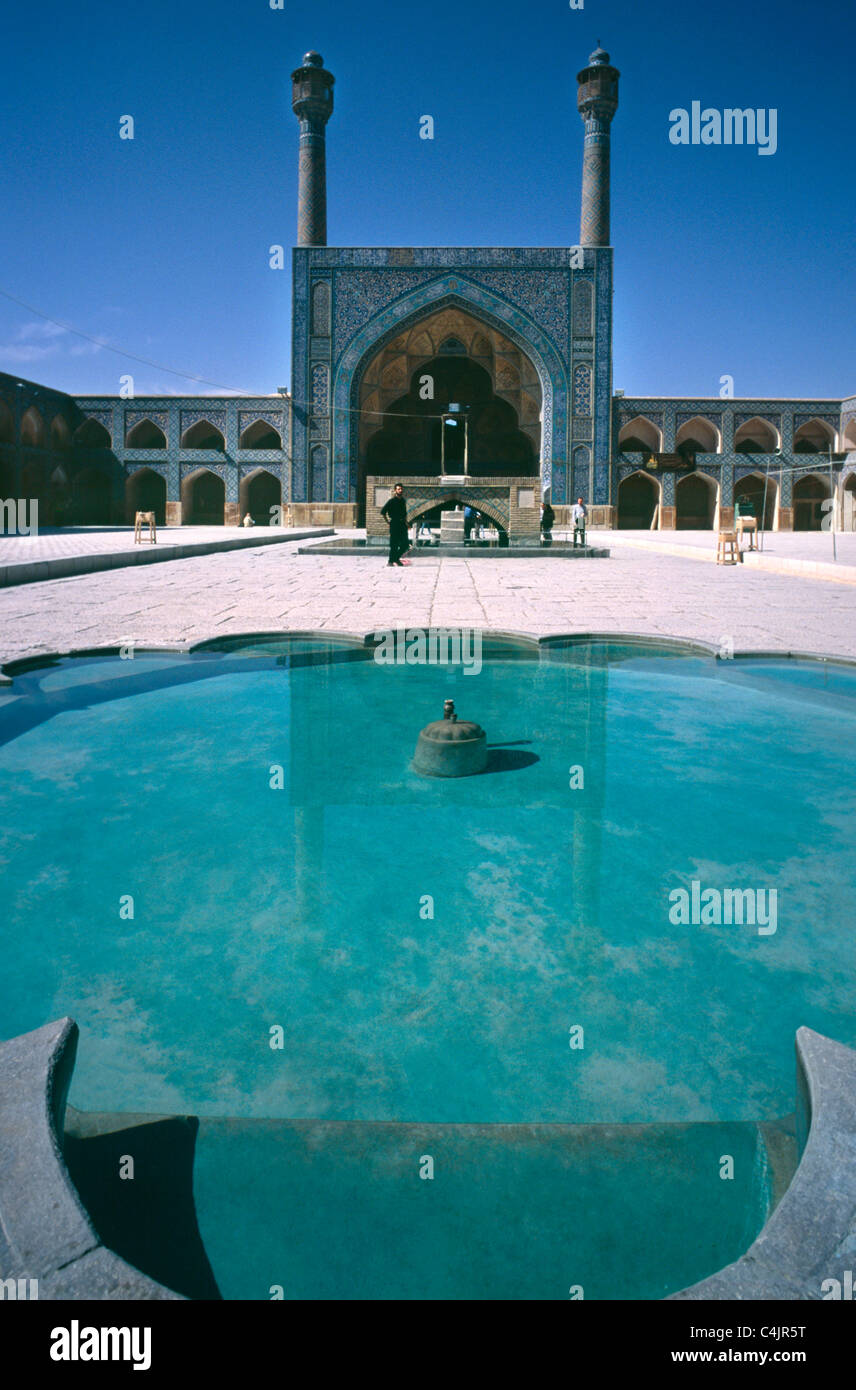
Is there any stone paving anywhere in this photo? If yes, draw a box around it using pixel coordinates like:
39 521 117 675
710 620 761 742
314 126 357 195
3 524 852 566
596 528 856 562
599 528 856 584
0 524 283 564
1 528 855 667
0 524 323 590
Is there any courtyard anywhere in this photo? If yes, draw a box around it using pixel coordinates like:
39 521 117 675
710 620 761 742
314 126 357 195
1 538 854 1304
1 527 855 669
2 0 855 1330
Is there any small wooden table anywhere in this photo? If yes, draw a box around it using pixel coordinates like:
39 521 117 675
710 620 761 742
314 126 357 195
134 511 157 543
716 530 739 565
736 516 758 551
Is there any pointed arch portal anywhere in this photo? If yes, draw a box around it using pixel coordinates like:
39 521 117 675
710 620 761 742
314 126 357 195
408 492 509 540
182 468 225 525
617 470 660 529
363 345 538 481
332 278 566 518
126 468 167 525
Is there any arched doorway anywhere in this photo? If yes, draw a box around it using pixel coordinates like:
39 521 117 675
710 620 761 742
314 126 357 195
734 417 779 454
240 420 282 450
50 415 71 450
126 418 167 449
793 418 835 454
239 469 281 524
365 357 535 475
182 468 225 525
841 474 856 531
409 495 509 543
20 407 46 448
734 473 777 529
617 471 660 529
355 305 542 523
676 472 717 529
618 416 662 461
126 468 167 526
675 416 720 460
793 473 831 531
72 467 112 524
181 420 225 450
74 418 112 448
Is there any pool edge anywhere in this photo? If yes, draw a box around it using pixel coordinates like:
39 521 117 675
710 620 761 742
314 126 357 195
669 1027 856 1301
0 1018 184 1301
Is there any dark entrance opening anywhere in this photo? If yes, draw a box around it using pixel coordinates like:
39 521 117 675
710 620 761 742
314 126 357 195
182 469 225 526
127 469 167 526
793 474 830 531
240 470 281 525
410 499 508 545
676 472 716 529
365 356 536 481
617 472 659 529
72 467 113 524
734 474 776 530
844 475 856 531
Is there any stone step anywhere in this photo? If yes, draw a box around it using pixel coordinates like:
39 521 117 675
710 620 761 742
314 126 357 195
64 1107 787 1301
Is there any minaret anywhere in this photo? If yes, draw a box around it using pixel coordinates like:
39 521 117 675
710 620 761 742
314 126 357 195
576 43 620 246
291 51 335 246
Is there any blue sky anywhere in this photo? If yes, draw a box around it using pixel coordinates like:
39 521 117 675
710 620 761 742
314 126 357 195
1 0 853 400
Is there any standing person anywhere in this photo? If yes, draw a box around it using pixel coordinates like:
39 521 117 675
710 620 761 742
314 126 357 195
540 498 555 545
571 496 587 548
463 504 474 542
381 483 411 566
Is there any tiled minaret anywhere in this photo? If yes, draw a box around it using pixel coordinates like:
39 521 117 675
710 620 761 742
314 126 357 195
291 51 335 246
576 43 620 246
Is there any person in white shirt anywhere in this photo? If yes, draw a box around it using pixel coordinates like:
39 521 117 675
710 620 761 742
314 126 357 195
571 497 587 548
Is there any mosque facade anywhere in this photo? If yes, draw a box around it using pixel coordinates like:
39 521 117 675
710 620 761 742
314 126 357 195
2 45 855 534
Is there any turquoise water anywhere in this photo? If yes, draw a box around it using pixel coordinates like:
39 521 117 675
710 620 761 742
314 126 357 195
1 639 855 1126
6 637 854 1297
189 1117 771 1301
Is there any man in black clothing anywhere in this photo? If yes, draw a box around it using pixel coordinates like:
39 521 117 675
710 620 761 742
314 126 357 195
381 483 410 566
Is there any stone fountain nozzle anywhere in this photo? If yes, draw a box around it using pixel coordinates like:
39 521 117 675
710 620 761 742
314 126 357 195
413 699 487 777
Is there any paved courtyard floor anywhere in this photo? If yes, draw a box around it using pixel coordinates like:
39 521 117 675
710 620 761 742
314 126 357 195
0 524 291 564
4 524 852 566
0 523 329 564
1 528 855 667
0 524 323 588
600 528 856 562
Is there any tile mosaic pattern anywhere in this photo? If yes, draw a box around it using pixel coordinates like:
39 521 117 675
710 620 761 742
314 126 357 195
0 392 289 508
573 279 594 336
297 124 328 247
574 364 592 414
312 280 332 335
293 246 615 506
